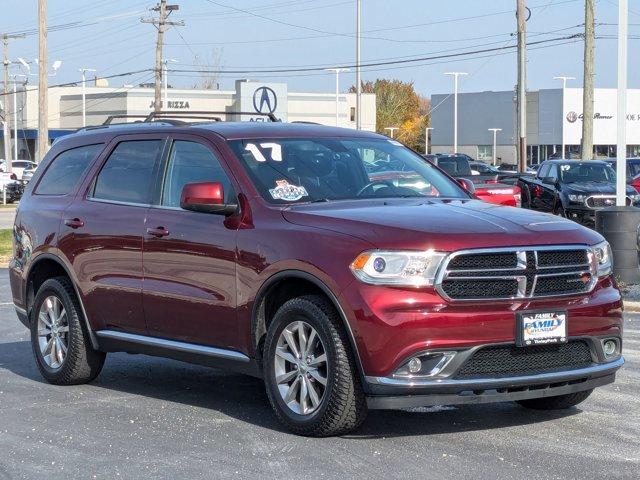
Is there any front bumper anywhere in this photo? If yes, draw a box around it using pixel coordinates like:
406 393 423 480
366 356 623 409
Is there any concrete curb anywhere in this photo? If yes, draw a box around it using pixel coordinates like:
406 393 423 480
623 300 640 312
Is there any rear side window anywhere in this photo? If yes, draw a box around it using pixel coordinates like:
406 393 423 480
35 144 103 195
92 140 163 204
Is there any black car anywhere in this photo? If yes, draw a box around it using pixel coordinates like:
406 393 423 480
518 160 640 223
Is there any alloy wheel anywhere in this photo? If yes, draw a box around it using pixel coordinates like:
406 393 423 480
37 295 69 369
274 320 329 415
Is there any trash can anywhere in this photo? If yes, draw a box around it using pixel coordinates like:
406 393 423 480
595 206 640 284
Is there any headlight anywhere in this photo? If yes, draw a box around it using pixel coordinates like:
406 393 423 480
568 194 587 203
350 249 446 286
592 241 613 277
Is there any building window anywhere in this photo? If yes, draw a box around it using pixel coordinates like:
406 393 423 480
477 145 493 162
350 107 356 122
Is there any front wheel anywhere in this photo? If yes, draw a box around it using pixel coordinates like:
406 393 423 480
263 295 367 437
517 389 593 410
553 199 567 218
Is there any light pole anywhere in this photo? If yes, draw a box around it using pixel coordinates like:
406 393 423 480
425 127 433 154
488 128 502 165
384 127 399 139
553 75 575 159
12 75 28 160
616 0 628 206
162 58 178 107
325 68 350 127
444 72 467 153
356 0 361 130
79 68 96 127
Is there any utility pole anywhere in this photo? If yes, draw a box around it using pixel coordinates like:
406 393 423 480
141 1 183 113
37 0 48 162
516 0 528 172
2 32 25 168
581 0 595 160
616 0 628 206
356 0 362 130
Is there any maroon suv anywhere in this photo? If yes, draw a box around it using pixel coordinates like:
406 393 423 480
9 121 623 436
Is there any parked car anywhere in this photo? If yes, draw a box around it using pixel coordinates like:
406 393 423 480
518 159 640 223
474 183 521 207
0 171 22 203
21 164 37 184
0 160 38 180
11 120 623 436
603 158 640 193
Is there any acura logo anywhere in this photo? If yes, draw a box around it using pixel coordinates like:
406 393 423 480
253 86 277 114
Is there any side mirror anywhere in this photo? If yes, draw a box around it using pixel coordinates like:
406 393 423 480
180 182 238 216
457 177 476 195
541 176 557 186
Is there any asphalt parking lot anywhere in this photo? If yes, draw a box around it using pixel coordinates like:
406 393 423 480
0 270 638 480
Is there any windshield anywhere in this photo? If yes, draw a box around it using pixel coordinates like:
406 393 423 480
435 156 472 176
559 163 616 183
228 137 468 203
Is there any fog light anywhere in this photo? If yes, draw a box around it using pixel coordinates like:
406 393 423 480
408 357 422 374
603 340 617 357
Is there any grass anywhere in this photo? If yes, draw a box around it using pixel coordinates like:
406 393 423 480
0 228 13 263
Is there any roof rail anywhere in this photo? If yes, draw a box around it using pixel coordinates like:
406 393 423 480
144 111 280 123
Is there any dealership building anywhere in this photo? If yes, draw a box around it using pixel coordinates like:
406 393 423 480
1 79 376 160
430 88 640 164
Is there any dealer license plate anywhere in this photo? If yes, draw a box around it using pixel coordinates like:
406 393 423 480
516 311 567 346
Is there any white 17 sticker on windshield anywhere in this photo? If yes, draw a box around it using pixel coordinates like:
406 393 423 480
269 180 308 201
245 142 282 162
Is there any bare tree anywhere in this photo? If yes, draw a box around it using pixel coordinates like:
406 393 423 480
192 48 223 90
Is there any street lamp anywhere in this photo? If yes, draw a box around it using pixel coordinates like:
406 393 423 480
325 68 350 127
162 58 179 106
356 0 362 130
616 0 628 206
12 74 28 160
444 72 467 153
384 127 399 139
79 68 96 127
488 128 502 165
553 75 575 159
425 127 433 154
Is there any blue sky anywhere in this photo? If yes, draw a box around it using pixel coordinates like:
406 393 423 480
1 0 637 98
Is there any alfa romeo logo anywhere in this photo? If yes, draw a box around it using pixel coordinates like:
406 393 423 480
253 86 277 114
566 111 578 123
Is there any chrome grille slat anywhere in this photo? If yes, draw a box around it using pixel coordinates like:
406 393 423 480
435 246 596 301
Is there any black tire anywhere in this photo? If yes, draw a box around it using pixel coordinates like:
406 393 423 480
517 389 593 410
30 276 106 385
553 198 567 218
263 295 367 437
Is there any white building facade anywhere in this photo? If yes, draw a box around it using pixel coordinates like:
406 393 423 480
430 88 640 164
2 79 376 160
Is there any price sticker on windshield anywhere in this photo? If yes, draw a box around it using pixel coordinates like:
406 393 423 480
245 142 282 162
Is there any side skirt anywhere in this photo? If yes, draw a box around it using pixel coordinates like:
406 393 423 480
94 330 262 378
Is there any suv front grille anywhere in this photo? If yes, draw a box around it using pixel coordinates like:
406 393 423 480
586 195 631 208
454 341 593 379
436 246 595 301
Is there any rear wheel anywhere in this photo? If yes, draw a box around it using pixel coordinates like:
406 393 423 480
30 277 106 385
263 295 367 437
517 389 593 410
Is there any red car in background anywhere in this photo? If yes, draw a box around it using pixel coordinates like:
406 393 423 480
474 183 522 207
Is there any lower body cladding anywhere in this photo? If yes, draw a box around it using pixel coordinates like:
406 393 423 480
364 338 624 409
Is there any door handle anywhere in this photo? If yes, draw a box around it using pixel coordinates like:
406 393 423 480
146 226 170 238
64 218 84 229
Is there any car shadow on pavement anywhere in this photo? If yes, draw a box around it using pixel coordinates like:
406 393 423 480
0 340 581 439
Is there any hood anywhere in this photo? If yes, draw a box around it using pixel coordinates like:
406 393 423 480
564 181 636 195
282 199 603 251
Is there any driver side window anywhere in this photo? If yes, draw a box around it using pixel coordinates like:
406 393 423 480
161 140 235 208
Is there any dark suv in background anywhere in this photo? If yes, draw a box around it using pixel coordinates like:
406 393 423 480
10 118 623 436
